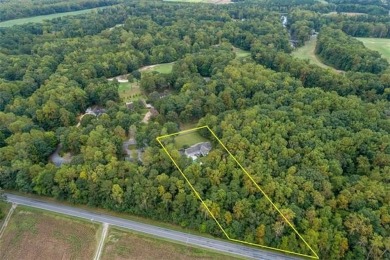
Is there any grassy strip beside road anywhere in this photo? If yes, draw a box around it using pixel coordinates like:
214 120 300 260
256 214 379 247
102 227 241 260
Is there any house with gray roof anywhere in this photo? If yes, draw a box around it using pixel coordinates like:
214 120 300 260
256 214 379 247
184 142 212 160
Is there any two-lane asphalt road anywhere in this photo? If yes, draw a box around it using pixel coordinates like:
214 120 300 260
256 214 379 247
6 194 300 260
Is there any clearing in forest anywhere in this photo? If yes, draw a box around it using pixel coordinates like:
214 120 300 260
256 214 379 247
101 227 239 260
356 37 390 62
139 62 174 74
0 206 99 260
157 126 319 259
118 81 144 102
233 47 250 58
292 36 336 70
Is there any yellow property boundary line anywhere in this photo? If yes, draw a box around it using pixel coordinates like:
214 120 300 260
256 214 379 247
156 125 319 259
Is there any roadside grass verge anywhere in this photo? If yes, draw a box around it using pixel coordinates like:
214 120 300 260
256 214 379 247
102 227 241 260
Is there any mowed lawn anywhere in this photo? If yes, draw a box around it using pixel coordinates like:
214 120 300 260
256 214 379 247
0 7 108 27
174 131 208 149
356 37 390 62
0 206 99 260
234 47 250 58
118 81 144 101
140 63 174 74
292 36 335 70
102 227 239 260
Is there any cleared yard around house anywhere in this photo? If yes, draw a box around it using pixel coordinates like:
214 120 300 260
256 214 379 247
102 227 239 260
0 7 110 27
292 36 337 71
0 206 99 260
174 131 208 149
356 37 390 62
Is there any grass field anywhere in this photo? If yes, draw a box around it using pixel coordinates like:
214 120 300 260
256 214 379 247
356 37 390 62
102 227 239 260
0 206 99 260
174 131 208 149
118 81 145 102
140 63 174 74
0 7 109 27
292 36 336 70
234 47 251 58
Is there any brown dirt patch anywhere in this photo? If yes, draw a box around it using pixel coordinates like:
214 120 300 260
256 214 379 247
101 228 239 260
0 207 99 260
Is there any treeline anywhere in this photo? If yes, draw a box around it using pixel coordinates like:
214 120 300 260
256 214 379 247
316 27 388 73
0 0 120 22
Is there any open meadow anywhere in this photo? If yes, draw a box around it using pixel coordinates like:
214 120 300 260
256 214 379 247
102 227 239 260
356 37 390 62
0 206 99 260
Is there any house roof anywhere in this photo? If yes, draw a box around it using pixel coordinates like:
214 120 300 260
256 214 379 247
184 142 211 159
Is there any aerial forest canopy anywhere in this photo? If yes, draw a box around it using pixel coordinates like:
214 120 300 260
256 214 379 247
0 1 389 259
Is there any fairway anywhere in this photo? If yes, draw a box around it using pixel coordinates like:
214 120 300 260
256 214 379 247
102 227 239 260
292 36 335 70
0 206 99 260
140 62 174 74
0 7 109 27
356 37 390 62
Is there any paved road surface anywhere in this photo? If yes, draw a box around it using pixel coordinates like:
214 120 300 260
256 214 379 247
6 194 300 260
